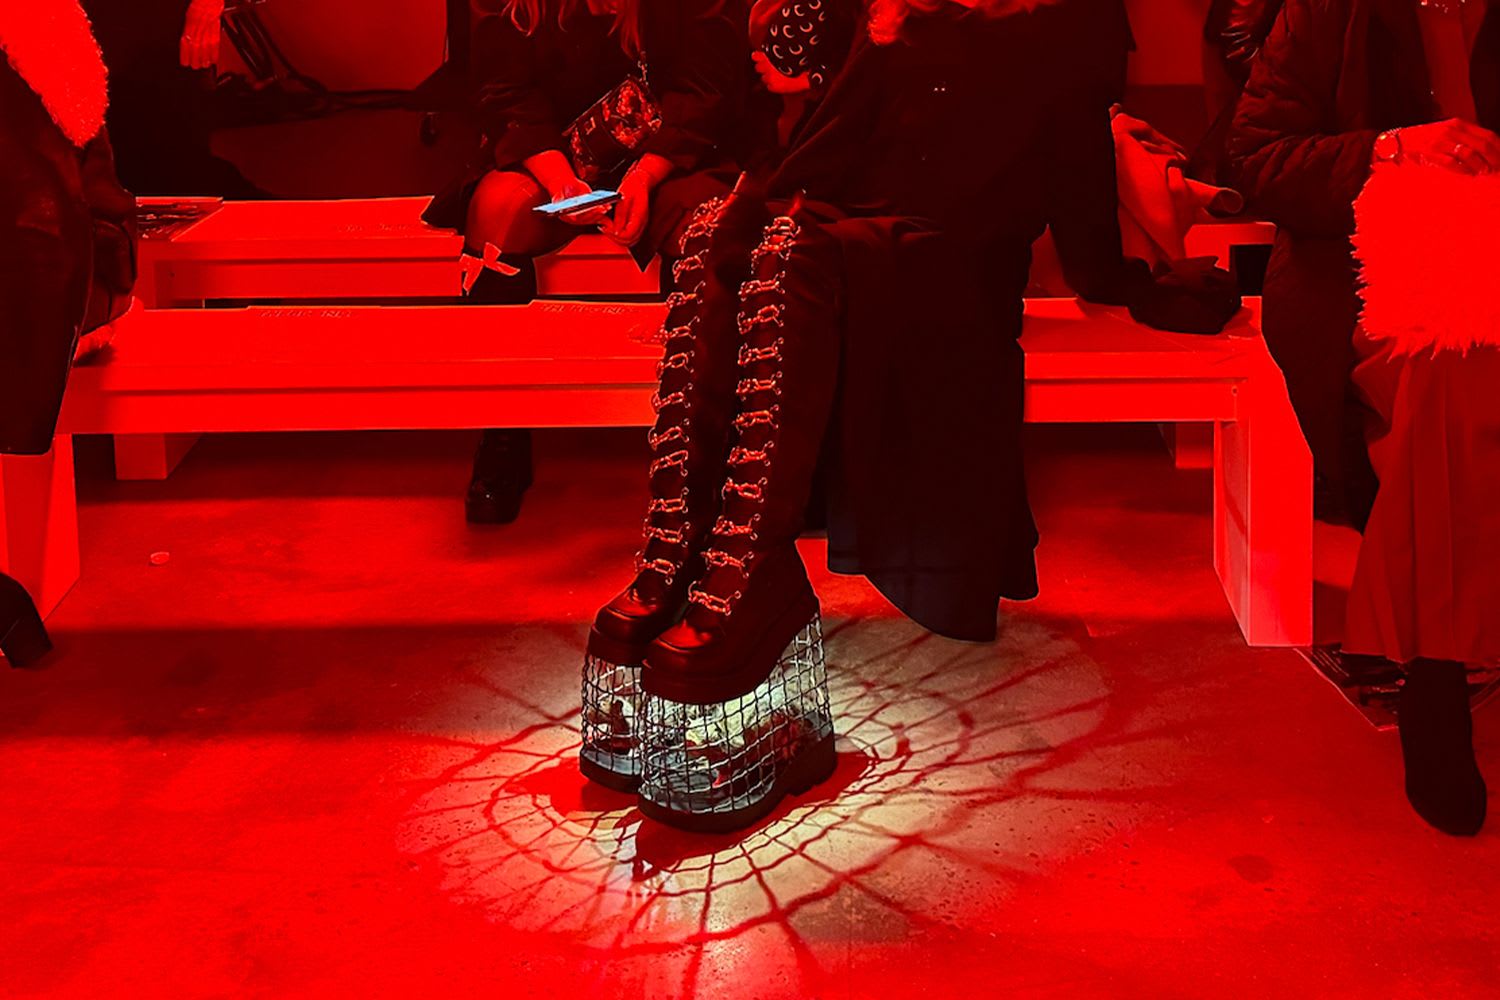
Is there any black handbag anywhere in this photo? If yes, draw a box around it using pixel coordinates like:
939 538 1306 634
563 66 663 184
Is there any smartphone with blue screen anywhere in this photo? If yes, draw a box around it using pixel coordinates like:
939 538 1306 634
533 190 621 216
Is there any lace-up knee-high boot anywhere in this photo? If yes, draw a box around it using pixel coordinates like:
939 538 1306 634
637 198 841 830
580 182 771 791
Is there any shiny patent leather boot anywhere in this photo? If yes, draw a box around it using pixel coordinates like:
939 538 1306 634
581 179 771 791
638 198 840 830
1 573 51 668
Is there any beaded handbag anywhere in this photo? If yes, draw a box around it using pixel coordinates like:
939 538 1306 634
564 67 663 184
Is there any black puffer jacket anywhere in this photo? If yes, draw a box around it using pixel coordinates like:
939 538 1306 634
1229 0 1500 523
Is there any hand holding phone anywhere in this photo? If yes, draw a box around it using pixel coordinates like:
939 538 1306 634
534 189 622 223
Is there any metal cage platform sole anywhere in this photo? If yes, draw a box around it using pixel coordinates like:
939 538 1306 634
637 617 835 833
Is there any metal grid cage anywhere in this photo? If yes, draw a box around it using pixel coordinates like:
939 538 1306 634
581 656 643 787
639 617 834 818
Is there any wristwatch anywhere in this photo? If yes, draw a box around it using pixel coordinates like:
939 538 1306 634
1374 128 1404 165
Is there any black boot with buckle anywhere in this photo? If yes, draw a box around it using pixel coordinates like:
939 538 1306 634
581 180 772 792
637 198 840 831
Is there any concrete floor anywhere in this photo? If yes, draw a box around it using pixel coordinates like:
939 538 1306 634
2 426 1496 998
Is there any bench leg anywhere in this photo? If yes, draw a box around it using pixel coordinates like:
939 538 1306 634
0 437 81 619
1213 363 1313 647
1162 422 1214 470
114 433 200 481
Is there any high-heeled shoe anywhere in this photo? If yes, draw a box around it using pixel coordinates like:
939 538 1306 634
0 573 52 668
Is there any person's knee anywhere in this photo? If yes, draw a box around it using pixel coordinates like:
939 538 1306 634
466 170 550 254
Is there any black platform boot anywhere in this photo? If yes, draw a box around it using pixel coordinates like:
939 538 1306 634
0 573 51 668
1399 659 1487 836
581 182 774 792
464 258 538 525
637 199 840 831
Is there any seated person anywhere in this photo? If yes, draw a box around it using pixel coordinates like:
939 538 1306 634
425 0 755 525
1230 0 1500 836
579 0 1207 830
2 0 137 666
748 0 859 147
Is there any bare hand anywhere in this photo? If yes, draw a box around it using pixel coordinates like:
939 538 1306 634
752 52 813 96
1396 118 1500 174
599 170 653 246
551 178 614 227
180 0 225 70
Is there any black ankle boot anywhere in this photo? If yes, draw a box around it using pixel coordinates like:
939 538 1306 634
1398 659 1487 836
463 253 538 525
0 573 51 668
467 429 534 525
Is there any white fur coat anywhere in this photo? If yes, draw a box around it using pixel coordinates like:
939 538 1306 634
1354 162 1500 356
0 0 108 148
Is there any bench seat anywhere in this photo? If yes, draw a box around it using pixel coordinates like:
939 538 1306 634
0 296 1311 648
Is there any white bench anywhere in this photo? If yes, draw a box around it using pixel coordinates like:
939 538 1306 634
0 296 1311 647
121 196 661 478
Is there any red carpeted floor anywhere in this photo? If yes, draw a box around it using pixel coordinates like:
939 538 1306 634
2 425 1496 998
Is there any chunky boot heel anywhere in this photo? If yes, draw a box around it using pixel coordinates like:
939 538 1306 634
0 574 51 669
580 654 644 792
638 616 835 833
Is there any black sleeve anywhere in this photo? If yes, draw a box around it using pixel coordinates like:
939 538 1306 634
1228 0 1376 237
471 5 566 168
0 63 94 454
1043 33 1146 305
639 0 751 172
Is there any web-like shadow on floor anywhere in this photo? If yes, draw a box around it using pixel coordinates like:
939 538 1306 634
395 614 1189 998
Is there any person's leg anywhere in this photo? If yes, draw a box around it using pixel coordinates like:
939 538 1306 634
637 197 843 830
1347 336 1500 834
583 179 772 790
462 170 574 524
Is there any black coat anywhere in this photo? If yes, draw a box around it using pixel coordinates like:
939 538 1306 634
767 1 1140 641
1229 0 1500 519
0 60 135 456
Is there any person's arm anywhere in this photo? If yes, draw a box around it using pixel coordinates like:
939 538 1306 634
637 0 750 174
1043 47 1147 304
472 9 570 179
1227 0 1375 237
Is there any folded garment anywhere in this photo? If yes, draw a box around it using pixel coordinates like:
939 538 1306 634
1127 257 1243 336
1354 161 1500 357
1113 109 1245 268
